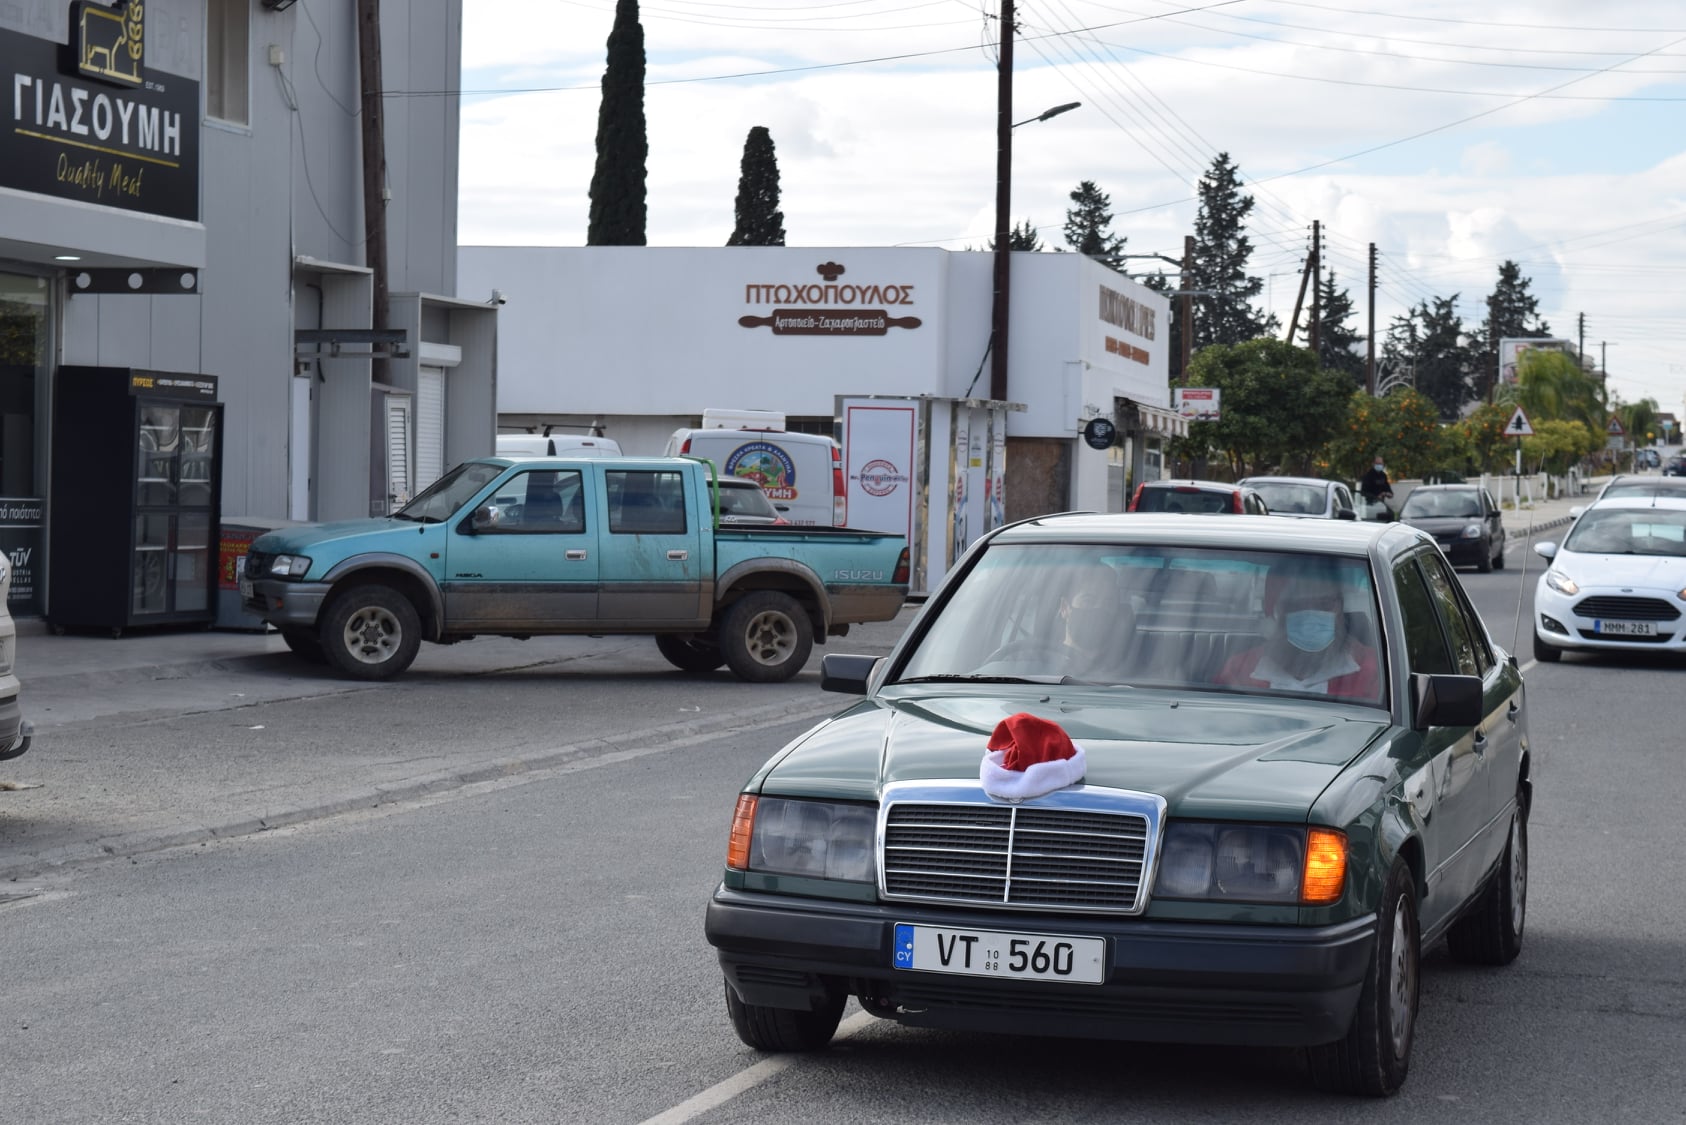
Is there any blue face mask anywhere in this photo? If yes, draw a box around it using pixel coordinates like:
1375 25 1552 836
1285 609 1337 653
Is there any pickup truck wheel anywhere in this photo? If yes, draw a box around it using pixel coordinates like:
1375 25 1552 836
1306 860 1419 1096
720 592 814 683
655 634 726 673
320 585 421 680
724 978 844 1052
279 627 326 664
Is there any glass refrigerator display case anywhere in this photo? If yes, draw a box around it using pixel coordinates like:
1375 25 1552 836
47 367 223 634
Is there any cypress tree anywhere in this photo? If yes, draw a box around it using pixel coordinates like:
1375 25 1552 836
1190 153 1269 348
1475 260 1550 398
1062 180 1126 269
727 126 785 246
587 0 648 246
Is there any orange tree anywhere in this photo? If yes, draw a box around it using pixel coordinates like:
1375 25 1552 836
1451 402 1515 474
1322 387 1446 481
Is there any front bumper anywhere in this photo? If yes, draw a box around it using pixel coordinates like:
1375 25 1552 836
245 579 331 628
1535 582 1686 653
706 886 1375 1047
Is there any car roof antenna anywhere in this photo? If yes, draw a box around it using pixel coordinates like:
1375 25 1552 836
1510 490 1541 657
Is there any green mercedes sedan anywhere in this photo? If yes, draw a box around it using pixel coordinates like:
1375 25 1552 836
705 513 1530 1097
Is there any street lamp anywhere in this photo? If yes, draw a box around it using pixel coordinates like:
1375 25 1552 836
989 0 1079 402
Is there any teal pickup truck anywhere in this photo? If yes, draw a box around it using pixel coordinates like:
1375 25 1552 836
242 457 908 682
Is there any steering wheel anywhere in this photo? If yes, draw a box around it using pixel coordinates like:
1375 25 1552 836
977 639 1074 672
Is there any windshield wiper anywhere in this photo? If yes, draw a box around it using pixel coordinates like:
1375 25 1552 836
894 674 1069 685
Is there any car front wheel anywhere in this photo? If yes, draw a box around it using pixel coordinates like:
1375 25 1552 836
1307 860 1419 1096
320 585 422 680
724 978 844 1052
1532 630 1563 663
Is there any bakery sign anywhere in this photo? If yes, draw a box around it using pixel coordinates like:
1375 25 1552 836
0 1 200 221
739 261 923 337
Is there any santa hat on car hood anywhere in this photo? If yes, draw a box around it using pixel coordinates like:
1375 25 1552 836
980 712 1087 801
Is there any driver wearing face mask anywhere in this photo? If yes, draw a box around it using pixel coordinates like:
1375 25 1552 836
1216 561 1380 700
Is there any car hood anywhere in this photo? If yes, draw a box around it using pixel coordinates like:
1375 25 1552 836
1401 515 1482 531
252 518 425 557
1551 550 1686 587
758 690 1390 820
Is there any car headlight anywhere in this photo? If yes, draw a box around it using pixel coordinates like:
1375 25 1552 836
1544 569 1579 596
269 554 312 578
1154 822 1346 905
727 795 877 883
1460 524 1482 538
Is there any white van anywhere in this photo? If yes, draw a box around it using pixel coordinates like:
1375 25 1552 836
664 410 845 526
496 433 623 459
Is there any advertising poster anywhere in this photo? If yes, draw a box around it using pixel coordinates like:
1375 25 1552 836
840 400 917 538
0 497 43 615
1174 387 1221 421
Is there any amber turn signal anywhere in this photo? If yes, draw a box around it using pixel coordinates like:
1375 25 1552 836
1301 827 1347 905
726 794 758 870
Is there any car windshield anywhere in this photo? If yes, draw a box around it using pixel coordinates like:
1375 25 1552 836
1563 507 1686 556
1251 483 1325 515
1401 491 1480 518
895 543 1385 706
717 483 780 521
393 462 506 524
1137 486 1235 514
1603 479 1686 499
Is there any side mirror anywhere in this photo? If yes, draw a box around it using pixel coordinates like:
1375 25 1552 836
1410 673 1483 731
1336 507 1357 521
820 653 879 695
1568 505 1584 519
470 504 501 532
1533 542 1558 561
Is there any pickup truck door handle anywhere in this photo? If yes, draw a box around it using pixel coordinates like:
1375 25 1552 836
565 549 588 561
667 549 689 561
1472 729 1488 757
1507 700 1520 722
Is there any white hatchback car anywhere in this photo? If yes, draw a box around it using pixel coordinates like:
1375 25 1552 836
0 555 30 761
1533 496 1686 663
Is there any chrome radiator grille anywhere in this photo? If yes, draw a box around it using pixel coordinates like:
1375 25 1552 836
880 789 1159 915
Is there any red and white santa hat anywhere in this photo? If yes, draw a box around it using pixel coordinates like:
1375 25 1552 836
980 712 1087 801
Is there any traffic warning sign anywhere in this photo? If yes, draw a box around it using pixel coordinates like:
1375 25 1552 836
1505 406 1534 437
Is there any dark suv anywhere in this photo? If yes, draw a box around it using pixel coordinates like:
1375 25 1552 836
1127 479 1269 515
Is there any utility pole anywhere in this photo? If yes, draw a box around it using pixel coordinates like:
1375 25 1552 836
1307 219 1321 357
1287 235 1313 344
1578 311 1586 368
357 0 390 380
1181 234 1194 383
1366 242 1377 395
988 0 1015 403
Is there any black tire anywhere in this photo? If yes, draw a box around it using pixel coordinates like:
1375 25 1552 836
1492 540 1506 570
1307 860 1420 1097
1476 541 1494 574
724 978 844 1052
320 584 422 681
280 627 326 664
1447 782 1527 965
719 592 814 683
655 633 726 673
1532 631 1562 663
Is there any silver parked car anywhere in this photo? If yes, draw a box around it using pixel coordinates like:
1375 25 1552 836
1240 476 1359 520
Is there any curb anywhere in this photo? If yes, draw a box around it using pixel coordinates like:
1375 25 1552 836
0 695 841 884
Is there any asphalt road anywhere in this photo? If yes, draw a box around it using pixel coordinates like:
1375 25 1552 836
4 542 1684 1122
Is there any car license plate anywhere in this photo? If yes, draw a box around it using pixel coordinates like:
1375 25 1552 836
892 923 1105 984
1594 619 1655 636
238 577 253 599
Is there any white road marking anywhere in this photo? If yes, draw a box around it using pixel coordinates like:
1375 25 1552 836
638 1010 876 1125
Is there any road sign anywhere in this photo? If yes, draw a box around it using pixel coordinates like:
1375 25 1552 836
1606 415 1625 436
1504 406 1534 437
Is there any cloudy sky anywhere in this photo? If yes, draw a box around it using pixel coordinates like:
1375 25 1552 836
455 0 1686 419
